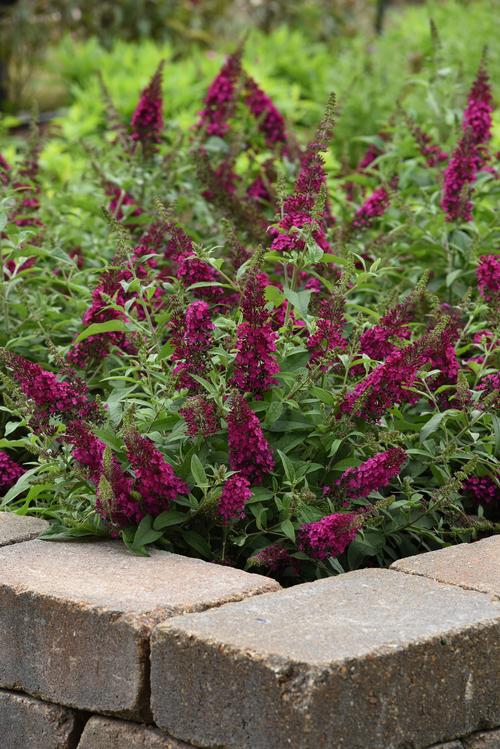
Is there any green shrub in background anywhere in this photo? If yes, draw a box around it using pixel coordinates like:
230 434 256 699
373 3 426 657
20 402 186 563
42 0 500 166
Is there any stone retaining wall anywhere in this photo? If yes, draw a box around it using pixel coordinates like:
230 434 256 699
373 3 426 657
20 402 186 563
0 512 499 749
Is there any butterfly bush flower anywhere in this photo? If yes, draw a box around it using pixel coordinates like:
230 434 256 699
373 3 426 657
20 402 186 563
410 123 448 167
131 60 164 155
462 475 499 505
227 393 274 484
441 130 477 222
342 338 429 421
252 543 292 571
352 183 394 229
336 448 407 499
106 183 143 223
65 421 105 483
307 296 347 367
270 95 335 253
172 301 214 391
298 512 359 560
176 252 229 305
426 316 462 401
244 75 288 148
67 264 134 368
65 422 141 526
358 143 383 171
180 396 219 437
462 61 493 147
197 51 242 137
125 429 189 516
2 351 99 429
0 451 25 492
218 474 252 522
0 153 10 185
233 269 279 396
477 254 500 303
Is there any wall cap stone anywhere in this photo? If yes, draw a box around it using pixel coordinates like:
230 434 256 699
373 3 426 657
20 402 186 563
0 539 279 719
0 511 48 547
391 536 500 599
151 568 500 749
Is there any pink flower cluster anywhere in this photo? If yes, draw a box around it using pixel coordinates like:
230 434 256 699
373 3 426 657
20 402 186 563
337 448 407 498
253 543 291 571
197 52 241 137
4 352 98 429
172 301 214 391
441 62 494 223
352 184 391 229
0 450 25 492
218 474 252 522
441 131 477 222
462 62 493 147
131 61 164 153
67 264 134 368
358 297 416 363
307 297 347 367
66 422 188 527
411 125 448 167
270 116 333 253
233 271 279 396
462 475 499 505
106 183 143 223
342 339 428 421
227 393 274 484
176 252 230 305
180 396 219 438
426 316 461 400
65 420 105 483
244 76 288 148
125 429 189 516
298 512 359 559
477 254 500 303
233 323 279 395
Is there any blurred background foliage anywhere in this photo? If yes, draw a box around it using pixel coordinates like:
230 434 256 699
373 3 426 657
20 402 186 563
0 0 498 165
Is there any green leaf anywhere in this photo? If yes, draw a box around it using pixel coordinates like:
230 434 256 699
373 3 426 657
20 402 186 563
283 288 312 317
420 411 454 442
153 510 187 529
1 466 44 506
183 530 212 558
190 454 208 487
157 341 174 362
280 518 296 542
264 401 283 426
278 450 296 483
264 285 285 307
133 515 163 547
75 319 128 343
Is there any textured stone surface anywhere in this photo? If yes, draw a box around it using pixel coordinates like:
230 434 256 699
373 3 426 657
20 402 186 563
464 729 500 748
77 716 194 749
0 688 80 749
0 511 48 547
392 536 500 599
151 568 500 749
0 540 279 718
427 743 463 748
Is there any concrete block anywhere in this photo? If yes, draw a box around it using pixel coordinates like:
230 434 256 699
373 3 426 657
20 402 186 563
392 536 500 599
0 539 279 719
0 688 80 749
0 511 48 547
151 569 500 749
